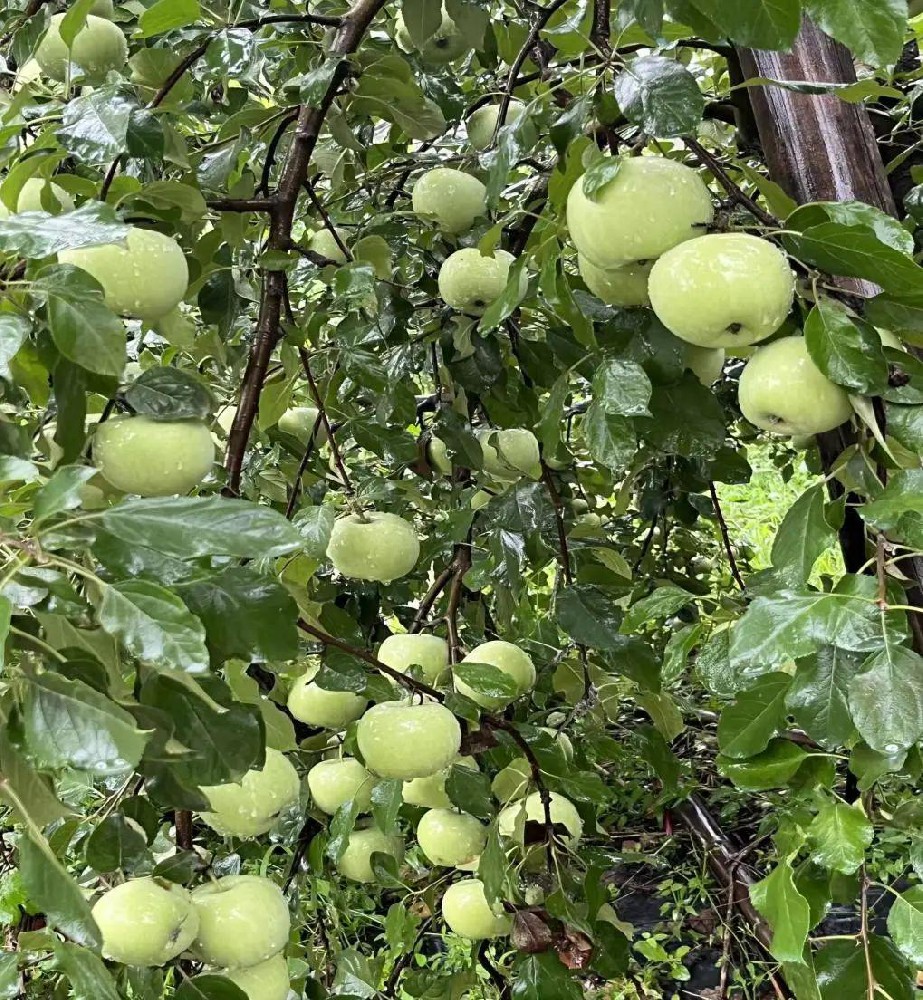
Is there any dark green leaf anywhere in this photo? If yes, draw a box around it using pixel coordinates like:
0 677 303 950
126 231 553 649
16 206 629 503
863 470 923 550
750 859 810 964
770 484 838 585
717 672 791 760
803 299 888 394
613 56 705 137
849 644 923 753
803 0 905 67
52 940 120 1000
123 367 214 422
786 647 862 749
592 358 652 417
688 0 801 48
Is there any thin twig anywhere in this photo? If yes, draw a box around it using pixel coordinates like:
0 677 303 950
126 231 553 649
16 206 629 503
258 110 301 196
860 866 875 1000
685 136 778 228
303 180 353 261
175 810 193 850
540 461 573 585
446 541 472 665
298 347 353 494
285 411 326 518
409 564 456 633
708 482 746 591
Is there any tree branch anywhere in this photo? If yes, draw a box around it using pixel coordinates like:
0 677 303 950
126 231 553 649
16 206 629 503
298 347 353 494
708 482 745 591
684 135 778 228
303 180 353 261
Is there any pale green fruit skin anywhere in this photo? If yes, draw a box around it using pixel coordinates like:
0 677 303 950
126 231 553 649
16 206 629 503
412 168 487 234
90 0 115 16
92 878 199 967
417 808 487 867
357 700 461 779
199 748 300 838
438 248 521 315
378 633 449 684
395 7 469 64
0 177 75 218
648 233 795 348
567 157 714 269
218 954 289 1000
59 227 188 320
191 875 290 969
93 416 214 496
498 791 583 849
441 879 512 940
287 664 367 730
337 825 404 882
466 100 525 151
427 436 452 475
307 757 373 815
278 406 326 444
478 428 541 481
455 640 536 710
578 254 652 307
403 756 477 808
36 13 127 82
307 228 347 264
738 336 853 437
684 344 725 386
491 758 531 803
326 510 420 583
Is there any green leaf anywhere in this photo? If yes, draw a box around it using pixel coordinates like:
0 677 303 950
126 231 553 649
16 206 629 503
84 814 148 873
770 484 838 585
98 496 304 559
58 91 136 165
33 466 97 524
813 936 914 999
446 763 494 821
613 55 705 137
174 975 248 1000
512 953 583 1000
0 730 71 827
750 859 810 964
22 672 148 774
58 0 94 45
615 0 665 35
688 0 801 48
582 402 636 468
863 470 923 550
592 358 652 417
718 739 808 790
370 778 403 834
887 886 923 966
717 672 791 760
803 299 888 394
122 367 214 422
807 799 872 875
788 200 914 256
139 0 201 37
639 378 726 457
98 580 209 672
621 584 694 634
453 661 521 700
580 158 623 201
0 315 29 380
786 647 862 749
803 0 905 67
849 643 923 753
556 585 622 649
399 0 442 46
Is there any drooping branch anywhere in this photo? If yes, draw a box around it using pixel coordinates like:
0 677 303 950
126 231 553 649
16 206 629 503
708 482 745 591
303 180 353 261
684 136 777 228
298 347 353 495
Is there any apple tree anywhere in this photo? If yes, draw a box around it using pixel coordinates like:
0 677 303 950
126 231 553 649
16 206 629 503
0 0 922 998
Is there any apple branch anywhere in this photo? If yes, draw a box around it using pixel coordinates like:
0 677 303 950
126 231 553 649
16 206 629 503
708 482 745 591
684 136 777 228
590 0 611 57
298 347 354 496
303 180 353 261
285 410 326 518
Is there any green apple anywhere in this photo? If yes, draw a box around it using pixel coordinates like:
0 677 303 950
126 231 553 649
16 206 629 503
93 416 214 496
199 748 300 838
307 757 373 815
417 808 487 867
567 156 714 270
466 100 525 151
336 824 405 882
0 177 74 218
277 405 326 444
478 428 541 481
307 228 348 264
92 877 199 967
403 756 478 808
412 168 487 234
578 254 652 307
191 875 290 969
13 58 42 92
491 758 531 803
454 640 536 710
683 344 725 386
287 664 367 730
35 13 127 82
378 633 449 685
648 233 794 348
427 435 452 475
498 791 582 850
357 700 461 779
438 248 524 315
395 5 469 64
216 954 289 1000
441 879 512 940
59 227 188 320
326 510 420 583
90 0 115 15
738 336 853 436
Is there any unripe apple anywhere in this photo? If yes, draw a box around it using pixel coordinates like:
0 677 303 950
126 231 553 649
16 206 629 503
357 700 461 779
287 664 368 730
403 755 478 808
326 510 420 583
578 254 652 307
199 748 300 838
277 405 326 444
378 633 449 685
455 640 536 710
93 416 214 496
307 757 373 815
395 5 469 64
216 954 289 1000
59 227 188 321
427 435 452 475
35 13 127 82
438 248 524 316
92 878 199 967
648 233 794 348
307 228 348 265
412 168 487 235
336 824 405 882
90 0 115 16
0 178 74 218
441 879 512 940
466 100 525 151
191 875 290 969
567 157 714 270
738 336 853 436
683 344 725 386
417 808 487 867
498 791 583 850
478 428 541 481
